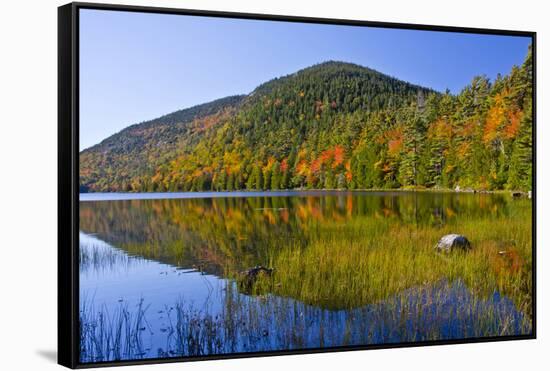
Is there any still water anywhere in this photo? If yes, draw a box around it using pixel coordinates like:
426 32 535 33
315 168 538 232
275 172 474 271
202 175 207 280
79 191 532 363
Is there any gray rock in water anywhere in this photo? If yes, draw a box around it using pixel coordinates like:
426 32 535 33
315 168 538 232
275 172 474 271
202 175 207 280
435 234 471 252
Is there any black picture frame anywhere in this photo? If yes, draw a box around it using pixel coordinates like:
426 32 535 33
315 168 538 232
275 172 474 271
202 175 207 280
58 2 537 368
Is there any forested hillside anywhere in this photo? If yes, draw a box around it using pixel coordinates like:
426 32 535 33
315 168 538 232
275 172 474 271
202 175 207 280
80 48 532 193
79 95 244 192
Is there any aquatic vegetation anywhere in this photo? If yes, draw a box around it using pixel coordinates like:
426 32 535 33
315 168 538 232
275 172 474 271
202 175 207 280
254 200 532 317
79 237 141 275
80 280 531 362
79 192 532 362
81 193 532 316
79 298 152 363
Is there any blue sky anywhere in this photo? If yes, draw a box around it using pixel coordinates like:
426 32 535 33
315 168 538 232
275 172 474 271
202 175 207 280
79 9 531 150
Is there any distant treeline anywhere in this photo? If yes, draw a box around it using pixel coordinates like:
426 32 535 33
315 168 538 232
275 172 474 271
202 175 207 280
80 48 532 193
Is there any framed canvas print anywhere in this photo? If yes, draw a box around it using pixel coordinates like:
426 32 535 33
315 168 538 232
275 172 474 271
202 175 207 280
58 2 536 368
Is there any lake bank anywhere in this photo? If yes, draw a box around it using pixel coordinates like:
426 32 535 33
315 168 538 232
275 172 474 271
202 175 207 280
79 188 531 201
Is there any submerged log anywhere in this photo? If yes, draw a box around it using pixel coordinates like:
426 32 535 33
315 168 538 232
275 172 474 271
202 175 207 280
238 266 275 292
435 234 471 252
241 265 274 279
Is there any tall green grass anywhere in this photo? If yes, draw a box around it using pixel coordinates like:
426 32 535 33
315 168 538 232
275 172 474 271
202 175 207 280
250 201 532 318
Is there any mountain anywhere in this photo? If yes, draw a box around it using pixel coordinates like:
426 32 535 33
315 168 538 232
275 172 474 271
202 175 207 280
80 51 533 193
79 95 244 192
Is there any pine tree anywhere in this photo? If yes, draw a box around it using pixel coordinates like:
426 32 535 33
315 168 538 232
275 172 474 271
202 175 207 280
271 162 281 190
507 99 532 191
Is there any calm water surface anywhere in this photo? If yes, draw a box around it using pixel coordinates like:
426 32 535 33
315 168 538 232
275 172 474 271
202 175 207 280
79 191 532 363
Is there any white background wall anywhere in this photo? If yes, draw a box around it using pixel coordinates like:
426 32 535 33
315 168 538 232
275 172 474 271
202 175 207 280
0 0 546 369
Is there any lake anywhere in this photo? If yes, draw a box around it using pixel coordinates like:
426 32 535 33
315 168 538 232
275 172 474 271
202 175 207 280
79 191 532 363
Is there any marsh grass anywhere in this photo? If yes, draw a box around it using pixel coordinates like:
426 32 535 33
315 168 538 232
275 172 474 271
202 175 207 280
250 201 532 318
80 280 530 361
81 194 532 319
79 239 142 275
79 193 533 361
79 298 153 363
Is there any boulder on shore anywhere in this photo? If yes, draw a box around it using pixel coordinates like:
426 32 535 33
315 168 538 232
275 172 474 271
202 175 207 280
435 234 471 252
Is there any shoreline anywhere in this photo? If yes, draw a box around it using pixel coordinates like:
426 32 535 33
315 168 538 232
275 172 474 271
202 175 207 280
79 188 531 202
